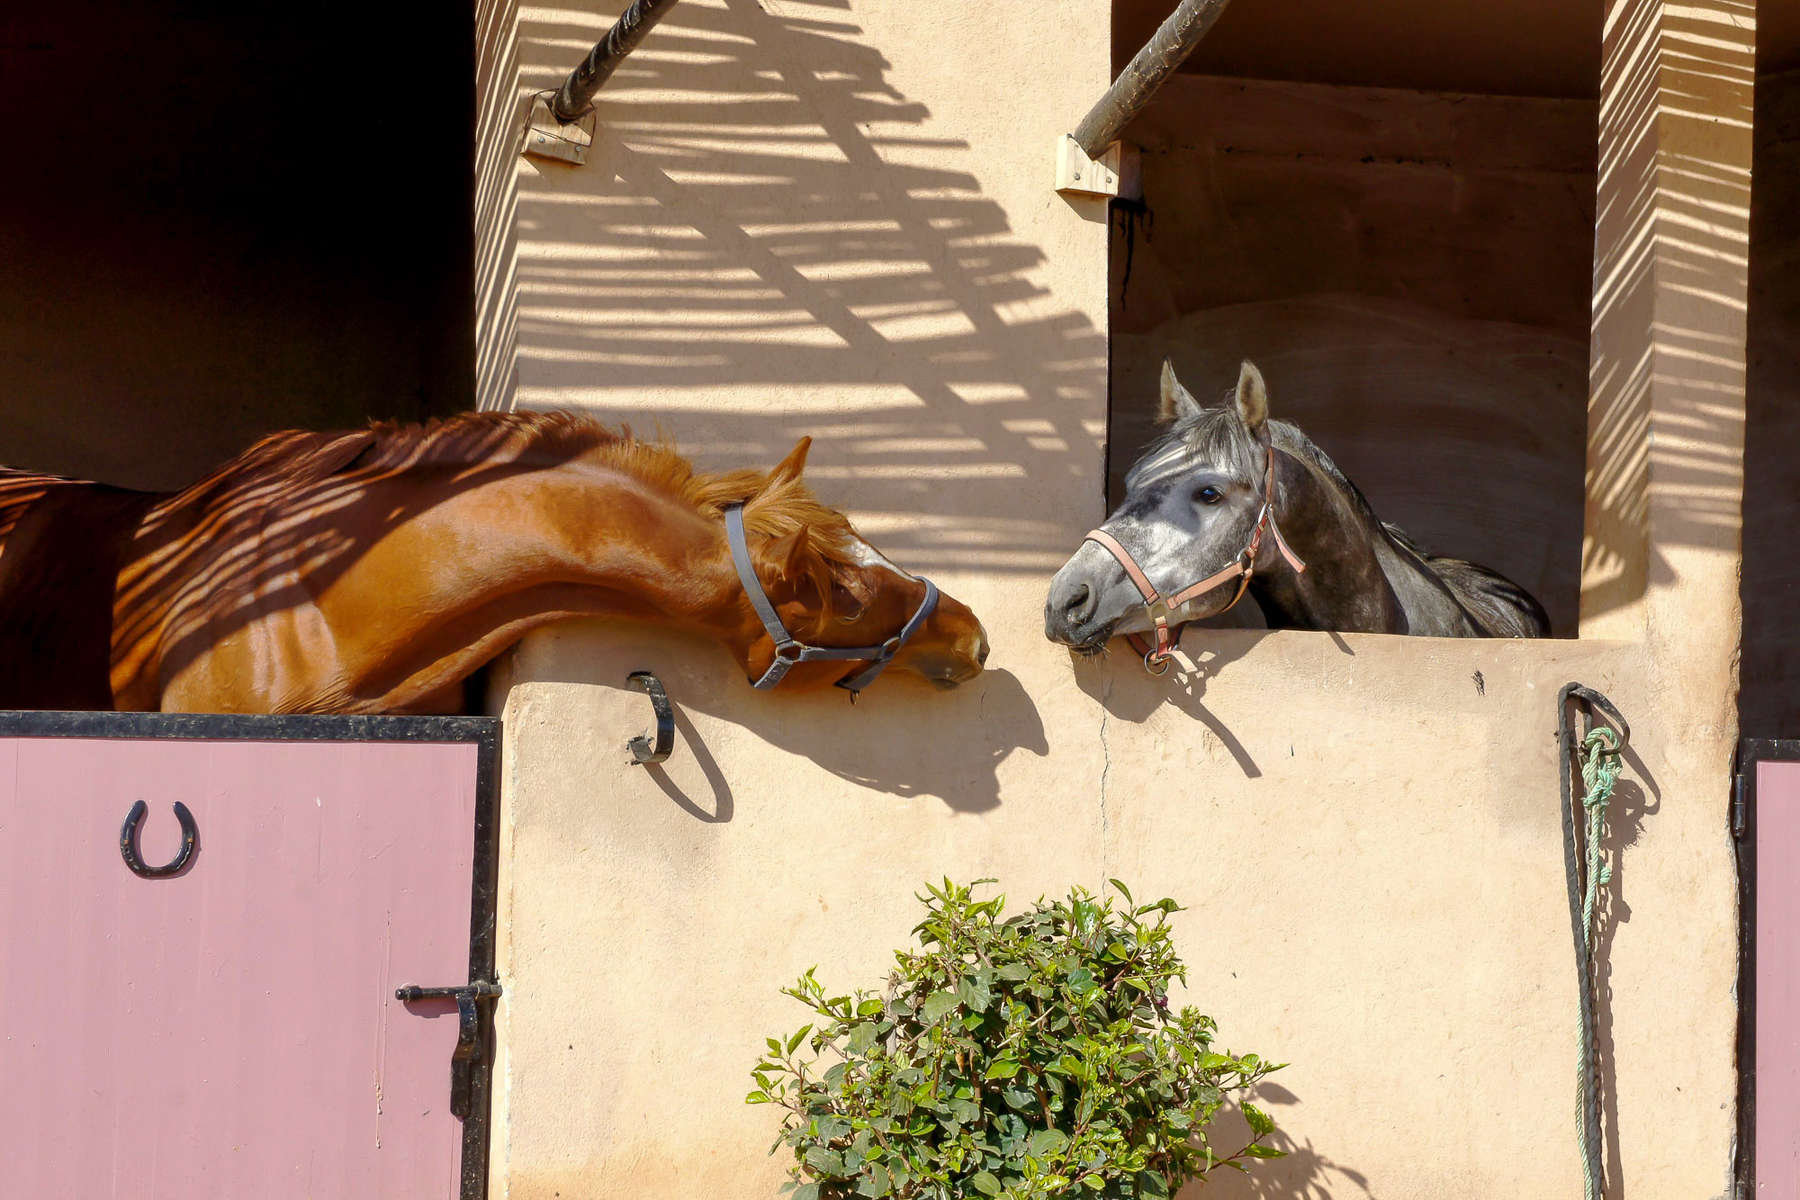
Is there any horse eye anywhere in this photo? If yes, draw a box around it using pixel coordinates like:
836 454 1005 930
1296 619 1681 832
1195 486 1223 505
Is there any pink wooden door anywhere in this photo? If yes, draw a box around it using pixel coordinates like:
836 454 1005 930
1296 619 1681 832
1755 753 1800 1195
0 716 495 1199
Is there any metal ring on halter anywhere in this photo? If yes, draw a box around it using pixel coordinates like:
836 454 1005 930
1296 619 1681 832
1143 648 1172 676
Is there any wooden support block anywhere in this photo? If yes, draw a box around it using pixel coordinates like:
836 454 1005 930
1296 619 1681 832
522 94 594 166
1055 134 1122 197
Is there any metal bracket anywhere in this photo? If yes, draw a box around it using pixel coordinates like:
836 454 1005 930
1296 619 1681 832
395 981 503 1119
523 93 595 165
625 670 675 765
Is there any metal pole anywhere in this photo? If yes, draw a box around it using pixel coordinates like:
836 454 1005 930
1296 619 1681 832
1072 0 1235 158
550 0 683 123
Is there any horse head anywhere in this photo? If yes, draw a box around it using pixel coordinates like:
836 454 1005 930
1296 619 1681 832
1045 360 1286 656
732 438 989 692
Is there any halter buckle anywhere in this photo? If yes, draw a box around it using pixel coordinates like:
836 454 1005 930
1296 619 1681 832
774 641 806 662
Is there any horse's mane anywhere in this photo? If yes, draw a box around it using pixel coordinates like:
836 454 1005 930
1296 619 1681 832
160 410 863 563
1152 400 1386 535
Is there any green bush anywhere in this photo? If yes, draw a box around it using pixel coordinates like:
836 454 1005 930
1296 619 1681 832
748 879 1284 1199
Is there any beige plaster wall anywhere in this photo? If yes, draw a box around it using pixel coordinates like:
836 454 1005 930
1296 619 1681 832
477 2 1753 1198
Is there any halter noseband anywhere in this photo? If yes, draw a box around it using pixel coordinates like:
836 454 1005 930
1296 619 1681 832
1083 443 1305 674
725 503 940 696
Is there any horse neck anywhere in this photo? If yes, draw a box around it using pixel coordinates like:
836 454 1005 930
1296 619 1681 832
352 461 762 650
117 459 764 711
1248 443 1409 634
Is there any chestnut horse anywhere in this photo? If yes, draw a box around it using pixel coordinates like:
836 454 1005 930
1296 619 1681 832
0 414 987 713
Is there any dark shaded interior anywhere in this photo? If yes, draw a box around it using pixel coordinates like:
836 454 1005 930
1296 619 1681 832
1741 65 1800 740
0 2 475 492
1104 1 1607 637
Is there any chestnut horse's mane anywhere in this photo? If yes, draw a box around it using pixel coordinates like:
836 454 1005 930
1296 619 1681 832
164 409 863 562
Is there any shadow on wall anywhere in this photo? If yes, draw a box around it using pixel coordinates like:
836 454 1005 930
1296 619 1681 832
501 0 1107 576
1583 0 1754 623
1590 748 1661 1198
1178 1086 1373 1200
510 626 1049 814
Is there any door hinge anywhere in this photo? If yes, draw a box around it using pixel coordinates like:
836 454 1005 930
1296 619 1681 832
395 980 502 1118
1733 772 1748 841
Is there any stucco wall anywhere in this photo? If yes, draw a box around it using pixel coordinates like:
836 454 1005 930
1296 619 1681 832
478 2 1752 1198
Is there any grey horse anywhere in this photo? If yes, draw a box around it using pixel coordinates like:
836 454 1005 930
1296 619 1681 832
1045 361 1550 655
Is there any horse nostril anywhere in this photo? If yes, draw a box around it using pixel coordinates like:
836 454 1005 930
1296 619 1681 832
977 638 990 666
1063 582 1093 621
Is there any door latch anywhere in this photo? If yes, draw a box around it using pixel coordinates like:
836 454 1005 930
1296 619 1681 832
395 980 503 1118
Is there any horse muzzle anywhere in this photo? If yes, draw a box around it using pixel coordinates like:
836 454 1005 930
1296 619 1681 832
1044 548 1132 651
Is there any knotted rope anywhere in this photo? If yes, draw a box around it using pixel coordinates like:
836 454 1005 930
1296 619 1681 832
1558 683 1629 1200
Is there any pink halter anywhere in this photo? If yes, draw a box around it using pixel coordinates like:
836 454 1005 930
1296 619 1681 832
1083 443 1306 674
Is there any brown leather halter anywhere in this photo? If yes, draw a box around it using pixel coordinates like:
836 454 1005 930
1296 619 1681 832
1083 443 1306 674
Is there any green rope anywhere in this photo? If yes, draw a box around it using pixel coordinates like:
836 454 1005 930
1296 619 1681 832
1575 726 1622 1200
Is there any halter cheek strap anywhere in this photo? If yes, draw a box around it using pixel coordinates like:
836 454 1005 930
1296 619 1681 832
1082 444 1305 672
725 503 940 695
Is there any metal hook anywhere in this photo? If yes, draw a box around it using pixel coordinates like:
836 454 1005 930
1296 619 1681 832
625 671 675 765
119 800 198 878
1559 682 1630 748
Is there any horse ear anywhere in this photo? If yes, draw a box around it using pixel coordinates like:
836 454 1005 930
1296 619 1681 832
1158 359 1203 425
1235 361 1269 435
765 437 812 489
763 525 815 583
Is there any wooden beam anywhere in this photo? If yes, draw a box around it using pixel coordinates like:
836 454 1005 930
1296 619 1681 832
549 0 683 123
1072 0 1234 158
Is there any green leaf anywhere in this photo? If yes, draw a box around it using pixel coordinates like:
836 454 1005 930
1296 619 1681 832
847 1022 878 1054
1241 1103 1275 1136
1243 1143 1286 1158
922 990 961 1024
1109 878 1134 904
1134 1170 1171 1198
745 1090 771 1104
970 1170 1003 1196
786 1025 813 1054
1001 1086 1036 1111
856 1163 891 1195
805 1146 847 1176
984 1058 1022 1080
1027 1129 1069 1158
792 1186 821 1200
